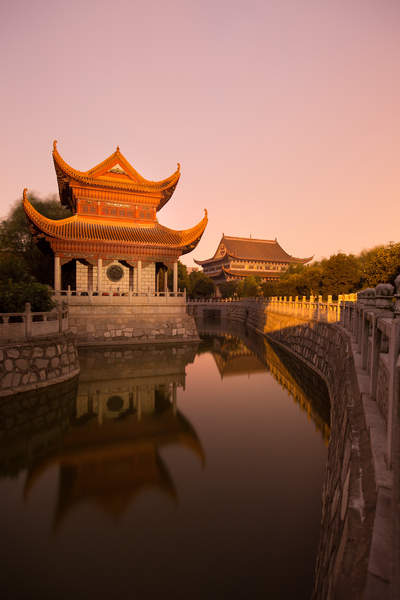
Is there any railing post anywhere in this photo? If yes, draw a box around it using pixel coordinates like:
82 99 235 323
58 303 63 334
25 302 32 338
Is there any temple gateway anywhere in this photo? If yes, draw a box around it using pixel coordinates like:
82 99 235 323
24 141 207 295
195 235 312 292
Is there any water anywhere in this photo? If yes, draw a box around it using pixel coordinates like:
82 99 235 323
0 324 329 600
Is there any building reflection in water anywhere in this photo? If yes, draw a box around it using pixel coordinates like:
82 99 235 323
197 318 330 444
0 325 329 532
20 344 205 529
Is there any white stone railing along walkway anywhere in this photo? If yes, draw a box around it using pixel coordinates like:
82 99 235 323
188 293 358 323
54 288 186 305
340 282 400 470
0 303 69 341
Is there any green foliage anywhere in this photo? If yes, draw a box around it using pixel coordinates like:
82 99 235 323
218 280 239 298
0 254 31 283
359 243 400 288
0 281 54 312
320 253 361 296
237 275 261 297
188 271 215 298
259 243 400 299
167 261 190 291
0 193 72 285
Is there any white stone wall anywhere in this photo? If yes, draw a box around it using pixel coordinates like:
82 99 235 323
76 261 156 293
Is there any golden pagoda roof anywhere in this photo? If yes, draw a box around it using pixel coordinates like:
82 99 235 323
53 141 180 211
23 191 207 255
195 235 313 265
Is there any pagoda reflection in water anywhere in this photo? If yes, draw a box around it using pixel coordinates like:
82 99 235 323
23 344 205 529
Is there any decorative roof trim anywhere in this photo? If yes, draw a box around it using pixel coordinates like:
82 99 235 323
52 141 180 209
23 190 207 255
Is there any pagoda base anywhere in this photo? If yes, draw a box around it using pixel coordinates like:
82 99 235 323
65 298 199 346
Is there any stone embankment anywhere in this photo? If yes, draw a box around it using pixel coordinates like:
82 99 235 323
0 335 80 397
188 291 399 599
68 307 199 345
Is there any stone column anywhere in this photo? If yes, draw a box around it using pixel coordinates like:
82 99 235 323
173 261 178 294
97 258 102 292
54 255 61 291
137 260 142 294
88 264 94 292
129 266 134 292
164 268 168 293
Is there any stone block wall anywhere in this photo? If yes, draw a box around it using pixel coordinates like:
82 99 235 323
0 334 80 397
265 322 376 599
68 304 199 345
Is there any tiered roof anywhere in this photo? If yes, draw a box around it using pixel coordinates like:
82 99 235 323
53 141 180 211
23 143 208 258
23 190 208 255
195 235 312 265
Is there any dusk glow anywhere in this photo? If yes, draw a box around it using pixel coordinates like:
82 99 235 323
1 0 400 265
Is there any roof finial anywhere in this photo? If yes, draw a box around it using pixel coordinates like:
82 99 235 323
53 140 57 151
116 145 120 153
177 162 181 172
204 208 208 218
23 188 28 201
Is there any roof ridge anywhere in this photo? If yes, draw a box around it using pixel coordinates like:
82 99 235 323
223 235 277 243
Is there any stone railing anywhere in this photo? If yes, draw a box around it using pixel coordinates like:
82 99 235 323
340 283 399 468
0 303 69 342
54 288 186 305
188 293 358 323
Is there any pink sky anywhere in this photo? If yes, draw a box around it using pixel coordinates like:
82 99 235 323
1 0 399 267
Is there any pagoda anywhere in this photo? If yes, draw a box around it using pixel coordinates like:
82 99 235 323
23 141 208 294
195 235 312 292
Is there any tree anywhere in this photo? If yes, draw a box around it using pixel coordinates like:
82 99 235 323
188 271 215 298
320 253 361 296
167 261 190 291
0 252 54 312
218 280 239 298
0 193 72 285
360 243 400 287
237 276 260 297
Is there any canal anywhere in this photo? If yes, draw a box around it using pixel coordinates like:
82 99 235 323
0 324 329 600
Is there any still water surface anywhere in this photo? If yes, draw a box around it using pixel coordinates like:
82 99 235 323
0 325 329 600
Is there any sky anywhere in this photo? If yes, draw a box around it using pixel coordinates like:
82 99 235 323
1 0 399 267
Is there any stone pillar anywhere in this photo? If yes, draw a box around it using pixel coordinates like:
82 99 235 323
97 258 102 292
88 264 94 292
129 266 134 292
173 261 178 294
164 268 168 293
54 255 61 291
137 260 142 294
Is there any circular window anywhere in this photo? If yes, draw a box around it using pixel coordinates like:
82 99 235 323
107 395 124 412
106 264 124 282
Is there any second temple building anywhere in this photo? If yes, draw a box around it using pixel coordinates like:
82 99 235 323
195 235 312 293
